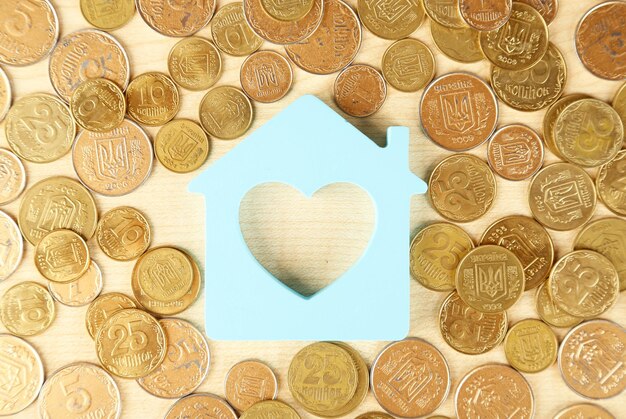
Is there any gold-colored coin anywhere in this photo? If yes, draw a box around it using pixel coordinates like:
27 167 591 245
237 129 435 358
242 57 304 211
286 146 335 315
241 400 300 419
528 163 596 231
518 0 558 25
328 342 369 417
133 247 194 302
0 334 44 415
5 93 76 163
612 80 626 128
424 0 466 28
168 37 222 91
0 149 26 205
382 39 435 92
96 308 166 379
165 393 237 419
554 403 615 419
0 210 23 281
549 250 619 319
212 2 263 56
70 78 126 132
430 22 483 63
410 222 474 291
0 281 55 336
48 261 103 307
0 66 10 122
244 0 324 45
260 0 314 21
456 245 525 313
542 94 588 159
355 413 393 419
136 0 216 37
225 360 278 411
334 64 386 117
504 318 558 373
200 86 253 140
34 229 90 283
597 150 626 216
358 0 425 40
126 72 180 126
85 292 137 339
80 0 135 30
97 206 151 261
38 362 121 419
155 119 210 174
535 282 582 329
459 0 512 31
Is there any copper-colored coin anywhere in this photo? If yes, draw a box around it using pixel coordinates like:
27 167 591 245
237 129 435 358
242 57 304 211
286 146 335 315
459 0 511 31
0 334 44 415
612 80 626 127
155 119 210 173
240 400 300 419
241 51 293 103
355 413 393 419
49 261 103 307
559 319 626 399
199 86 254 139
371 339 450 418
486 125 544 181
97 206 151 261
136 0 216 37
165 393 237 419
168 37 222 91
423 0 466 29
334 64 386 117
225 360 278 411
126 72 180 126
358 0 425 40
528 163 596 231
504 318 558 373
576 2 626 80
542 94 588 159
382 38 435 92
212 2 263 56
439 291 507 355
38 362 121 419
244 0 323 44
518 0 558 24
0 66 10 121
80 0 135 30
0 210 23 281
430 22 483 63
133 247 194 302
85 292 137 339
0 0 59 66
49 29 130 103
0 148 26 205
420 72 498 151
535 282 582 329
0 281 55 336
72 119 153 196
70 78 126 132
35 229 90 283
260 0 314 21
428 154 496 222
285 0 361 75
597 150 626 216
554 403 615 419
455 364 534 418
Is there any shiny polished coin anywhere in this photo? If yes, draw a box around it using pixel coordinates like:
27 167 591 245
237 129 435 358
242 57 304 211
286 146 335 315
0 66 10 121
554 403 615 419
225 360 278 411
358 0 425 40
38 362 121 419
535 282 582 329
240 400 300 419
612 81 626 127
212 2 263 56
285 0 361 75
410 222 474 291
518 0 558 25
0 210 23 281
423 0 466 29
70 78 126 132
165 393 237 419
199 86 253 139
49 29 130 103
0 0 59 66
382 39 435 92
420 73 497 150
155 119 210 173
597 150 626 216
0 334 44 415
260 0 314 21
138 318 210 399
80 0 134 30
0 149 26 205
455 364 534 418
479 2 548 71
0 281 55 336
456 245 525 313
329 342 369 417
459 0 511 31
504 319 558 373
439 291 507 355
429 154 496 222
35 229 90 283
168 37 222 91
430 22 483 63
136 0 215 37
85 292 137 339
334 64 386 117
97 206 151 261
576 2 626 80
5 93 75 163
96 308 166 379
134 247 194 302
126 72 180 126
528 163 596 231
49 261 103 307
72 119 153 196
486 125 544 181
241 51 293 103
244 0 323 45
559 319 626 399
371 339 450 418
355 413 393 419
542 94 588 159
549 250 619 319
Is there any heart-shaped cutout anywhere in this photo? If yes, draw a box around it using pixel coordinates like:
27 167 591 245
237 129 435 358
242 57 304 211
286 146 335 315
239 182 375 297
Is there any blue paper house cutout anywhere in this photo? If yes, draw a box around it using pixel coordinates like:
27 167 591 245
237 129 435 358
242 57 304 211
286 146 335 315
189 95 427 340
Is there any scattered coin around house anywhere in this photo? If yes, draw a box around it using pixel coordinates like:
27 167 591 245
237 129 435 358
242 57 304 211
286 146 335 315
155 120 210 174
423 0 467 29
0 66 10 121
358 0 425 40
535 282 582 329
126 72 180 126
0 281 55 336
486 125 544 181
430 22 484 63
518 0 558 25
241 51 293 103
168 37 222 91
240 400 300 418
70 78 126 132
597 150 626 216
504 319 558 373
133 247 194 302
35 229 90 283
136 0 216 37
0 210 23 281
334 64 386 117
85 292 137 339
0 334 44 415
382 39 435 92
459 0 512 31
48 261 103 307
0 149 26 205
200 86 254 140
80 0 135 30
244 0 324 45
553 403 615 419
165 393 237 419
225 360 278 411
212 2 264 56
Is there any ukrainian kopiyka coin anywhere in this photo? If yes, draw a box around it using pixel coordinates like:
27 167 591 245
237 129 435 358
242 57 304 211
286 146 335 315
241 51 293 103
535 282 582 329
612 81 626 127
597 151 626 216
136 0 216 37
518 0 558 25
542 94 588 159
0 66 10 121
165 394 237 419
504 319 558 373
355 413 394 419
48 261 103 307
576 1 626 80
0 210 23 281
553 403 615 419
240 400 300 419
97 206 151 261
0 149 26 205
430 22 483 63
459 0 512 31
70 78 126 132
423 0 466 29
126 72 180 126
382 39 435 92
80 0 135 30
212 2 263 56
244 0 323 45
85 292 137 339
329 342 369 417
486 125 544 181
155 120 210 173
200 86 253 140
0 281 55 336
35 229 90 283
260 0 314 21
358 0 425 40
0 334 44 416
168 37 222 91
334 64 386 117
133 247 194 302
225 360 278 411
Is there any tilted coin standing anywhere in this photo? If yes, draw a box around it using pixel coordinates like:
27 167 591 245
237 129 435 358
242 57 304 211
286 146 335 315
382 39 435 93
597 150 626 216
165 393 237 419
126 72 180 126
168 37 222 91
423 0 466 29
0 149 26 205
155 120 210 174
0 66 10 121
212 2 263 56
97 206 151 261
358 0 425 40
200 86 254 140
241 51 293 103
133 247 194 302
459 0 512 31
244 0 324 45
535 282 582 329
334 64 386 117
70 78 126 132
0 210 23 281
430 23 484 63
486 125 544 181
504 318 558 373
553 403 615 419
0 281 55 336
240 400 300 419
49 261 103 307
0 334 44 416
80 0 135 30
225 360 278 411
85 292 137 339
136 0 216 37
35 229 90 283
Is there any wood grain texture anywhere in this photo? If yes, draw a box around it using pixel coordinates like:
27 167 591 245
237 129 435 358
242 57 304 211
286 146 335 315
0 0 624 417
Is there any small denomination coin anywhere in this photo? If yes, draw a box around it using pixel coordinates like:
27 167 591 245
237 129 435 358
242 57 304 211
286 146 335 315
97 206 151 261
126 72 180 126
0 334 44 415
85 292 137 339
597 150 626 216
200 86 253 140
559 319 626 399
212 2 263 56
459 0 511 31
35 229 90 283
486 125 544 181
504 319 558 373
423 0 466 28
329 342 369 417
48 261 103 307
542 94 588 159
136 0 215 37
0 66 10 121
260 0 314 21
382 39 435 92
612 81 626 127
430 22 483 63
80 0 135 30
0 210 23 281
241 400 300 419
133 247 194 302
155 120 210 173
439 291 507 355
244 0 323 45
535 282 582 329
0 149 26 205
334 64 386 117
518 0 558 25
225 360 278 411
168 37 222 91
371 339 450 418
0 281 55 336
165 393 237 419
355 413 394 419
5 93 76 163
358 0 425 40
38 362 121 419
554 403 615 419
241 51 293 103
70 78 126 132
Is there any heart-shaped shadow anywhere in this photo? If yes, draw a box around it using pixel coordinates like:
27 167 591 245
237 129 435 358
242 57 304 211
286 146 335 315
239 182 376 297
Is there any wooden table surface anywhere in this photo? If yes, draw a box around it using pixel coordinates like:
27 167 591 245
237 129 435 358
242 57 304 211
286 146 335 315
1 0 625 417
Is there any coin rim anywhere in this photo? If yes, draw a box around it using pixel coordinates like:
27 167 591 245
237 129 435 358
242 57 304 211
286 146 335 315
85 292 138 339
164 393 238 419
534 281 582 328
211 2 264 57
48 261 103 307
0 66 11 121
597 150 626 216
0 209 23 281
80 0 135 30
135 0 216 37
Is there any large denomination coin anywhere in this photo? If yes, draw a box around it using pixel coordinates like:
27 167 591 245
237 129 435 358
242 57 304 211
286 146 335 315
0 66 10 121
542 94 588 159
0 149 26 204
244 0 323 44
0 210 23 281
334 64 386 117
168 37 222 91
554 403 615 419
459 0 511 31
70 78 126 132
80 0 135 30
126 72 180 126
241 51 293 103
358 0 425 40
136 0 216 37
49 261 103 307
382 39 435 92
199 86 253 139
133 247 194 302
430 22 483 63
225 360 278 411
486 125 544 181
155 120 210 173
212 2 263 56
97 206 151 261
165 393 237 419
597 150 626 216
240 400 300 419
504 318 558 373
423 0 466 28
35 229 90 283
535 282 581 329
85 292 137 339
0 334 44 415
0 281 55 336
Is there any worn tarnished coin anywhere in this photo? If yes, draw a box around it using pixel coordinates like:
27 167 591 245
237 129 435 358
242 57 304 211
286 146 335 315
518 0 558 24
382 39 435 92
355 413 393 419
459 0 511 31
200 86 253 139
241 400 300 419
126 72 180 126
554 403 615 419
35 229 90 283
549 250 619 319
0 67 10 121
439 291 507 355
225 360 278 411
371 339 450 418
455 364 534 418
430 22 483 63
487 125 544 181
528 163 596 231
0 0 59 66
597 150 626 216
97 207 151 261
244 0 323 45
138 319 210 399
86 292 137 339
38 362 121 419
542 94 588 159
155 120 210 173
424 0 466 28
49 29 130 103
358 0 425 40
165 393 237 419
5 93 75 163
334 64 386 117
328 342 369 417
576 2 626 80
559 319 626 399
0 149 26 205
0 334 44 415
70 78 126 132
133 247 194 302
410 222 474 291
504 318 558 373
612 81 626 127
168 37 222 91
80 0 135 30
0 281 55 336
429 154 496 222
0 210 23 281
212 2 263 56
49 261 103 307
535 282 581 329
260 0 314 21
136 0 216 37
241 51 293 103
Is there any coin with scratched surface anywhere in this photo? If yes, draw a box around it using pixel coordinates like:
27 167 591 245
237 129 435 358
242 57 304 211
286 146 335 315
244 0 323 44
0 67 10 121
49 261 103 307
559 319 626 399
371 339 450 418
97 207 151 261
0 210 23 281
35 229 90 283
597 150 626 216
518 0 558 24
0 0 59 66
504 319 557 373
168 37 222 91
241 51 293 103
155 120 209 173
542 94 588 159
261 0 314 21
0 149 26 205
554 403 615 419
0 281 55 336
134 247 194 302
487 125 544 181
430 23 483 63
423 0 466 28
70 78 126 132
459 0 511 31
212 2 263 56
0 334 44 415
358 0 425 40
535 282 581 329
225 360 278 411
334 64 386 117
355 413 394 419
165 393 237 419
38 362 121 419
126 72 180 126
241 400 300 418
382 39 435 92
80 0 135 30
86 292 137 339
136 0 215 37
200 86 253 139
